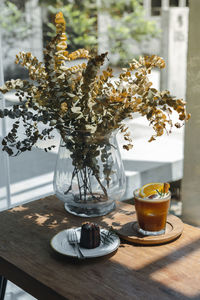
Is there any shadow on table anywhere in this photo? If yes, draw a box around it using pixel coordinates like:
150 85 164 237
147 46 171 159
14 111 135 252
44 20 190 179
3 196 200 300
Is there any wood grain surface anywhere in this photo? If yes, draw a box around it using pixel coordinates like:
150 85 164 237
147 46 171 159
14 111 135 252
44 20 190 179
0 195 200 300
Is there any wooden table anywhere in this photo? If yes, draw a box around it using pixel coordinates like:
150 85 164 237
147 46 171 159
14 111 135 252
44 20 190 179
0 195 200 300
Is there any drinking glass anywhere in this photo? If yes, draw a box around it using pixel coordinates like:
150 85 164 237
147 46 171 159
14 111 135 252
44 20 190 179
134 189 171 236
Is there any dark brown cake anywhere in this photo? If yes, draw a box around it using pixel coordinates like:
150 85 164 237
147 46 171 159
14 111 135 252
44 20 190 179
80 223 100 249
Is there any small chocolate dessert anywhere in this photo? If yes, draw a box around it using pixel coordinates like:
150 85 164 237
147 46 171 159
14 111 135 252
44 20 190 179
80 223 101 249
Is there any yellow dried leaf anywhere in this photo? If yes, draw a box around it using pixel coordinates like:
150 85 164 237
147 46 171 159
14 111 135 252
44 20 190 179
148 136 156 142
123 144 133 151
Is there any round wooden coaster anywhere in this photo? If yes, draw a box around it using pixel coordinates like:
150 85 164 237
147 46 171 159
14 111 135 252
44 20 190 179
114 214 184 245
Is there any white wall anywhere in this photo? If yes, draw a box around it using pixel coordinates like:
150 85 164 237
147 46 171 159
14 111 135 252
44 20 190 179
182 1 200 226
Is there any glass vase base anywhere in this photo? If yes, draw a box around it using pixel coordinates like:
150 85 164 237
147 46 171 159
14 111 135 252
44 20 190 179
136 224 165 236
64 201 116 217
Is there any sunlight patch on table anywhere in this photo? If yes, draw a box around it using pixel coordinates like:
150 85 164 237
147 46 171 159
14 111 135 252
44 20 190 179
150 249 200 297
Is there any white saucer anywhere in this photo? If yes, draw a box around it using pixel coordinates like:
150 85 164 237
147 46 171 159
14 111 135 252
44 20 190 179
50 227 120 258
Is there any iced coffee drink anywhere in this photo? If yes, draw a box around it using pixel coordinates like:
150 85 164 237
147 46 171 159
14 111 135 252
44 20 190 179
134 183 171 236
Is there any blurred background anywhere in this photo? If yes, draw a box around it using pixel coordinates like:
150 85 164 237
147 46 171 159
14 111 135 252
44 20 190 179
0 0 189 207
0 1 194 298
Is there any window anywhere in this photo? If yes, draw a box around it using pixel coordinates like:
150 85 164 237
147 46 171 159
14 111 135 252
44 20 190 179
151 0 162 16
170 0 179 6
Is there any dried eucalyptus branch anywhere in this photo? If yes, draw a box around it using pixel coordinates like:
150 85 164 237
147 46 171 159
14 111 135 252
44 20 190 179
0 12 190 202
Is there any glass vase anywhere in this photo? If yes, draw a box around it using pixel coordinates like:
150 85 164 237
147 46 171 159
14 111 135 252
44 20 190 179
53 130 126 217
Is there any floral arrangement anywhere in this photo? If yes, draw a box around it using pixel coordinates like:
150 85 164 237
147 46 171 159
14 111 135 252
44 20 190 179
0 12 190 205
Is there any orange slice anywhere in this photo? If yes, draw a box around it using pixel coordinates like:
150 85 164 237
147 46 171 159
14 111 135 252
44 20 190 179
139 182 170 198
